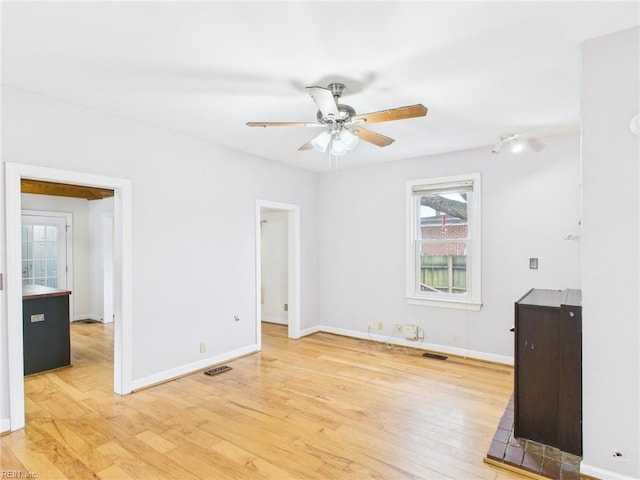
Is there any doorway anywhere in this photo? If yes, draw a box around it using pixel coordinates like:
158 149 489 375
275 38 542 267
255 200 300 349
5 162 133 431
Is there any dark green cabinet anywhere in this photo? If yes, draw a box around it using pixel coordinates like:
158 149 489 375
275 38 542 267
23 285 72 375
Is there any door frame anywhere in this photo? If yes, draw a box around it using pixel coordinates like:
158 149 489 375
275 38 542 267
5 162 133 431
255 200 300 348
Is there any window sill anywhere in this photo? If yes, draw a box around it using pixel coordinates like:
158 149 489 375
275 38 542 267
406 296 482 311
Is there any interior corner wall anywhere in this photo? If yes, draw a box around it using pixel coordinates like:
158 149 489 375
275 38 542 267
0 85 319 415
580 26 640 479
318 132 581 363
20 193 91 320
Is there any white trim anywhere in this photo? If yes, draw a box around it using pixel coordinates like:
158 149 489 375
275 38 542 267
261 316 288 325
73 314 103 322
299 325 321 337
405 172 482 310
256 200 301 347
580 463 637 480
5 162 133 431
131 344 259 391
406 296 482 311
318 325 513 365
1 418 10 434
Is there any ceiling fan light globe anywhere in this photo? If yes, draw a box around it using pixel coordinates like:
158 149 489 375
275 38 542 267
311 131 331 153
330 138 347 156
341 129 360 151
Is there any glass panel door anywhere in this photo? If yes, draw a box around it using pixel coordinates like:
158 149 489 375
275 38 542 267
21 214 68 289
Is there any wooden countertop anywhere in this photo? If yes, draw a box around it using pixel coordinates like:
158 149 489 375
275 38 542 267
23 285 72 300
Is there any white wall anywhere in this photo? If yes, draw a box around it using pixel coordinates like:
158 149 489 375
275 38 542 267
318 133 582 363
20 193 91 320
0 85 319 423
261 210 289 324
581 27 639 479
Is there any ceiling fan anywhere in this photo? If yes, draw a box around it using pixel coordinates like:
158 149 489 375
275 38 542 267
246 83 428 156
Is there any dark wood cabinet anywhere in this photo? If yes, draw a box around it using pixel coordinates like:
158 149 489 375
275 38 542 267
514 288 582 456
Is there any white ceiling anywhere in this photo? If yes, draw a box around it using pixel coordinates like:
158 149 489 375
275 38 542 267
2 2 638 172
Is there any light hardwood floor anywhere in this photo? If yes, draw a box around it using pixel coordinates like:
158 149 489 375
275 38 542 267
1 322 529 479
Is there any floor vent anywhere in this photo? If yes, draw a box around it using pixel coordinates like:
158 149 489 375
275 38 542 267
204 365 232 376
422 352 448 361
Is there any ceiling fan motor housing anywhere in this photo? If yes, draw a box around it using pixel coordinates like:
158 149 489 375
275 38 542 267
316 103 355 125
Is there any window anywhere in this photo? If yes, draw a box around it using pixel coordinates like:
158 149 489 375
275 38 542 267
406 173 481 310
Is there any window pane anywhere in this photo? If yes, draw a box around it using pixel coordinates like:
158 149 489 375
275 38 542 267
46 277 58 288
33 260 46 277
33 225 46 241
47 259 58 277
46 225 58 241
46 243 57 260
419 244 467 295
33 242 46 260
417 192 468 240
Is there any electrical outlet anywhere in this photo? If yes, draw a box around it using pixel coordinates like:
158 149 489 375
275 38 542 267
417 327 425 340
377 321 383 330
404 324 418 340
199 342 206 353
396 323 402 333
368 321 373 329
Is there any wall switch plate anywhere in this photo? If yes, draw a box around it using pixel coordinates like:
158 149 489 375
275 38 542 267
529 257 538 269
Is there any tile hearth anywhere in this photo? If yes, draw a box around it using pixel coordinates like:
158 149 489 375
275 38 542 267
485 396 582 480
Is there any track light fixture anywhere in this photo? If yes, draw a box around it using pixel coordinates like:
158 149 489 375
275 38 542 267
492 134 523 154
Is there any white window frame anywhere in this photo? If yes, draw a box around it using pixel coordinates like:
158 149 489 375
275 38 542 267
406 173 482 311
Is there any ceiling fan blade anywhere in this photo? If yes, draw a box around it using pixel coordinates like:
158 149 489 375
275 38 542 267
352 104 428 124
246 121 321 127
298 139 314 151
352 127 395 147
307 86 340 119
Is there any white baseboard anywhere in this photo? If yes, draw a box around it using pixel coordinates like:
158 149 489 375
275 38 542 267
299 325 321 337
1 417 10 434
318 325 514 365
262 317 288 325
580 463 638 480
73 313 102 322
130 344 259 391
